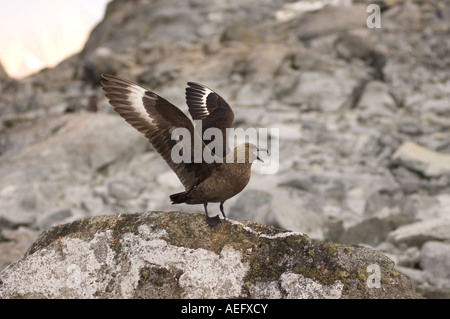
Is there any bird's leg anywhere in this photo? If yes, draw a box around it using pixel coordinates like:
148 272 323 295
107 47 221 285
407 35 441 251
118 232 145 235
204 202 220 227
219 202 227 219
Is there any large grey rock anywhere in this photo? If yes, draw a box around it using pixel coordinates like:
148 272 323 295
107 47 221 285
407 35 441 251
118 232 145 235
388 216 450 247
228 189 275 226
334 33 386 80
231 186 327 239
396 266 450 299
294 4 368 41
0 113 147 225
0 212 417 299
278 70 355 111
392 142 450 178
356 80 397 111
420 241 450 279
0 227 40 272
339 216 395 246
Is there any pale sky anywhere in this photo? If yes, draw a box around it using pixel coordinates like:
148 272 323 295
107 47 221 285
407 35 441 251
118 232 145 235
0 0 110 79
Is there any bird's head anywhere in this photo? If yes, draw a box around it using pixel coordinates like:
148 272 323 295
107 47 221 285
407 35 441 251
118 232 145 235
230 143 269 164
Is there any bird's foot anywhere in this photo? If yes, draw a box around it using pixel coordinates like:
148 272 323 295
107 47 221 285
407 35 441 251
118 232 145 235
205 214 221 227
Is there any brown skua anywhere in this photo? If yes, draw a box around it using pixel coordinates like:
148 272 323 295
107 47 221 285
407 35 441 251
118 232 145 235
101 74 267 226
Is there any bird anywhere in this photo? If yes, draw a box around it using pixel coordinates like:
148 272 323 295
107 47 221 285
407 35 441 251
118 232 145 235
100 74 267 226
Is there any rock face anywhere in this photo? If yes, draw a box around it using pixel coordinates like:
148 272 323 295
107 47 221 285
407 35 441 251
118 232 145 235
0 211 416 299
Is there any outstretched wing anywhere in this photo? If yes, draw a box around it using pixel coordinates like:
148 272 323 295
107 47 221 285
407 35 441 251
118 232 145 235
101 74 217 191
185 82 234 157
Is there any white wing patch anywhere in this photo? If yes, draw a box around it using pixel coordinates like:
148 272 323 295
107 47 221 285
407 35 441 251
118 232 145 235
125 83 156 126
198 86 213 116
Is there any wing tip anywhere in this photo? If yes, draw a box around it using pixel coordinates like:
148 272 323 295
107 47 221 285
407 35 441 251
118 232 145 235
187 82 212 91
101 73 115 81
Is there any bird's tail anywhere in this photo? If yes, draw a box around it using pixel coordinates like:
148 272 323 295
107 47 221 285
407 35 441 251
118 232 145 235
170 191 189 204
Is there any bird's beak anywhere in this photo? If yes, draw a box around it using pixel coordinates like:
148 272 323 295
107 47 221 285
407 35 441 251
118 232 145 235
256 148 269 163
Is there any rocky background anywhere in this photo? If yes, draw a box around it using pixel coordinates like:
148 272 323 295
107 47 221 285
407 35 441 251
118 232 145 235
0 0 449 298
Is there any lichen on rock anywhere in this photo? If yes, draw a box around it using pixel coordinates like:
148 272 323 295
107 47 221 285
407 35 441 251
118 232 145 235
0 211 417 299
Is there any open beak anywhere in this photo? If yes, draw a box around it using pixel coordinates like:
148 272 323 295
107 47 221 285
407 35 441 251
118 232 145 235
256 148 269 163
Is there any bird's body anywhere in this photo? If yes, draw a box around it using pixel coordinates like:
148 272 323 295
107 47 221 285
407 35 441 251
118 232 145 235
101 74 266 225
171 160 252 205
